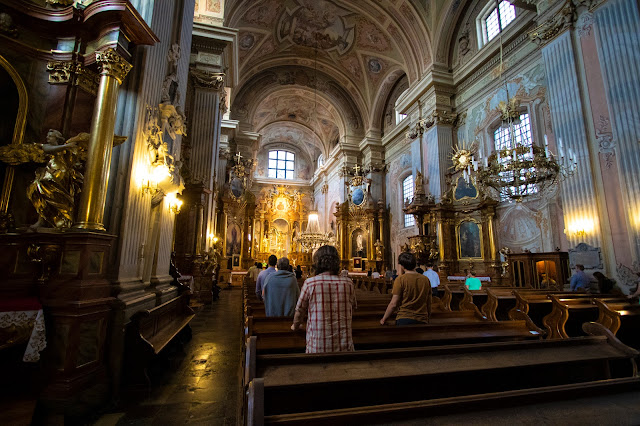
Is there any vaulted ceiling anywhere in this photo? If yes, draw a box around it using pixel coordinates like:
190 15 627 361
226 0 436 157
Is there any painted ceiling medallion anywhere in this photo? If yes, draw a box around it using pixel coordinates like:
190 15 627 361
277 0 355 55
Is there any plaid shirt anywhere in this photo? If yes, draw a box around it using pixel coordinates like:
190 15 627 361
295 272 356 353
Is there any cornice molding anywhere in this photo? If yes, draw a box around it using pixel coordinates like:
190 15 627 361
190 69 225 90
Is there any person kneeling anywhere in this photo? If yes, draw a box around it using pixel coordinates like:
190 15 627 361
381 252 431 326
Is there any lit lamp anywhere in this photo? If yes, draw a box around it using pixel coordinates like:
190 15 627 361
166 192 183 214
564 217 594 239
142 163 171 194
296 211 330 252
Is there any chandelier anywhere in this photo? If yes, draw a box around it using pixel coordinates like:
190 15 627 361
296 211 330 252
453 2 576 202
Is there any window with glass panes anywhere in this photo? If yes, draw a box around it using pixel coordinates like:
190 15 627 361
493 113 538 199
268 150 295 179
485 1 516 43
402 175 415 227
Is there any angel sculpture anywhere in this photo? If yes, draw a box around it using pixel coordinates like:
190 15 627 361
0 130 87 229
0 130 125 230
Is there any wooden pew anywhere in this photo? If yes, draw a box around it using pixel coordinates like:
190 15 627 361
245 309 484 336
249 319 542 354
593 299 640 349
245 335 639 425
125 292 195 384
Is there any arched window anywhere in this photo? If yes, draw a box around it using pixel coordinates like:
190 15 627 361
317 154 324 168
268 150 295 179
493 112 538 199
402 175 415 227
479 0 517 46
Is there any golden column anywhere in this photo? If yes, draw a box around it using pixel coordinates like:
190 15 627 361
73 49 131 230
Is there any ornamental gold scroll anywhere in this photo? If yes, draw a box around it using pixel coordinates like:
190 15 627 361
0 129 126 230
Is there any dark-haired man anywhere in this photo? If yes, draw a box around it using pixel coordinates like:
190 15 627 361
570 264 590 292
263 257 299 317
381 252 431 326
256 255 277 300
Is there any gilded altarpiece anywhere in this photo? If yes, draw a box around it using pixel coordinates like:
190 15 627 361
336 175 386 271
253 185 311 266
432 177 502 282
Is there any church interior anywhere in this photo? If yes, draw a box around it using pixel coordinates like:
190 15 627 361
1 0 640 424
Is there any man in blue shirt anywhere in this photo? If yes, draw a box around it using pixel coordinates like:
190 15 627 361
570 264 590 291
423 263 440 297
256 255 277 300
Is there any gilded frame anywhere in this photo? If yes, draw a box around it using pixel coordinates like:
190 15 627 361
0 54 29 214
453 176 479 201
456 218 484 260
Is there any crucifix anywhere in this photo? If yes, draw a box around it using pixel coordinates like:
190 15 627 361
234 152 243 164
353 164 361 175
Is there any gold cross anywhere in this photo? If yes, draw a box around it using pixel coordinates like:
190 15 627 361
234 152 243 163
353 164 361 175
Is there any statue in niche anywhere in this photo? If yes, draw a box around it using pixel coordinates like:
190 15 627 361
0 130 88 229
374 239 384 261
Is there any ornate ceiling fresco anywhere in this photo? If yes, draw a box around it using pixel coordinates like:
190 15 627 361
226 0 434 156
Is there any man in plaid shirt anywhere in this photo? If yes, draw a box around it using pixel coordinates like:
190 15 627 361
291 245 356 353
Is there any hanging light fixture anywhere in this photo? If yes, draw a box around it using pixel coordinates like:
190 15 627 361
295 35 331 252
454 0 576 202
296 211 330 252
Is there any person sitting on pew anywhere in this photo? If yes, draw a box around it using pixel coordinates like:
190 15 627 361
263 257 300 317
256 255 277 301
465 271 482 290
372 269 381 279
380 252 431 326
570 264 590 292
291 245 356 353
423 263 440 297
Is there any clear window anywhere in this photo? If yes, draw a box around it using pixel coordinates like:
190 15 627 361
402 175 415 227
493 113 538 199
484 1 516 43
268 150 295 180
396 111 407 124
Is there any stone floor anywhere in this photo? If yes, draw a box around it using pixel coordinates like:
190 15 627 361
93 288 243 426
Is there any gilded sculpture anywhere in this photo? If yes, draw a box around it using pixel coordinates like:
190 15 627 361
0 129 126 230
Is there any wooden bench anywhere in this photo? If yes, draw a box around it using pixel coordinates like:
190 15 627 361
593 299 640 349
249 319 542 354
125 292 195 384
245 334 639 425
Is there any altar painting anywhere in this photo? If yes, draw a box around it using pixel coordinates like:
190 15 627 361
457 220 482 259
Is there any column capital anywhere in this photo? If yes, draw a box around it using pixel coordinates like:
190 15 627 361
96 49 132 84
190 69 225 90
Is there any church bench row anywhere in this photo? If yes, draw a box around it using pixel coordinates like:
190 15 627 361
124 292 195 384
244 310 484 336
247 319 542 354
594 298 640 350
245 334 640 425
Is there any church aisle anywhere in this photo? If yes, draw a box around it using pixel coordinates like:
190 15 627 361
93 289 243 426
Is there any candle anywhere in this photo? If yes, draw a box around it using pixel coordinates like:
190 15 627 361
558 138 565 158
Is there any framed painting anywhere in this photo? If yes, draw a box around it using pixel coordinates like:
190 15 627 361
457 220 483 259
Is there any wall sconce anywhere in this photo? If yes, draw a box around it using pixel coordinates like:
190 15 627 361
564 217 595 238
141 163 171 194
166 193 182 214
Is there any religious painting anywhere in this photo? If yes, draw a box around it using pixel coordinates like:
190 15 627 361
351 228 367 258
457 220 482 259
353 257 362 271
226 223 242 256
230 177 244 199
454 177 478 201
351 187 365 206
232 254 240 269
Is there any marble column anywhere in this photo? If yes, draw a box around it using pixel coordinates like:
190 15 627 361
594 0 640 262
542 31 601 248
423 114 456 201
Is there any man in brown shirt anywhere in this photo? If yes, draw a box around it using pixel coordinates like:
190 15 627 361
380 252 431 325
